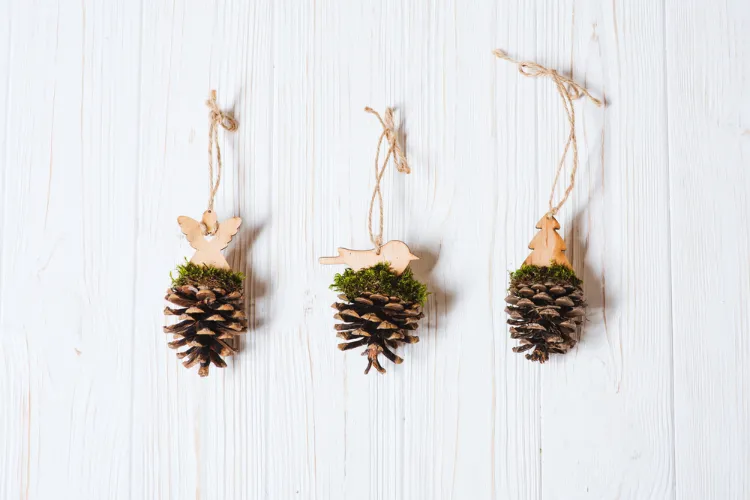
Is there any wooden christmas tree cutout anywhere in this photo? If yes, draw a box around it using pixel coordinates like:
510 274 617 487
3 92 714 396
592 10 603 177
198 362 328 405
177 210 241 269
524 215 571 268
319 240 419 275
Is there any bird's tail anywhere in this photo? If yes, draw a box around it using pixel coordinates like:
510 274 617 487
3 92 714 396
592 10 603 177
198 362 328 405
319 256 345 265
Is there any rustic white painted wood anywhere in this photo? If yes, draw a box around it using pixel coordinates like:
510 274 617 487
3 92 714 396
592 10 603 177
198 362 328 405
666 0 750 498
0 1 747 499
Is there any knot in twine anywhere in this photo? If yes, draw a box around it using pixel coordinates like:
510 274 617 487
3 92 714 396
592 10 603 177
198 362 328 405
206 90 238 212
364 106 410 252
493 49 602 218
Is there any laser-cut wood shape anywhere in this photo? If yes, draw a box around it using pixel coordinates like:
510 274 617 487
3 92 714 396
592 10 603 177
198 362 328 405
523 215 572 268
178 210 241 269
319 240 419 275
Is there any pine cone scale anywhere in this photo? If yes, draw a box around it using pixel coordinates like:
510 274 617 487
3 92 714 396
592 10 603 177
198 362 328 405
164 283 247 376
332 291 424 374
506 271 585 364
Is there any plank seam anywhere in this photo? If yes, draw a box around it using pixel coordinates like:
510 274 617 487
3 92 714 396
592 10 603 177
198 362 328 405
662 0 678 497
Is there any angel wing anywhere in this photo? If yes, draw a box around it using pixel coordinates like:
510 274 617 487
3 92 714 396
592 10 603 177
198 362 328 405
214 217 242 250
177 216 208 250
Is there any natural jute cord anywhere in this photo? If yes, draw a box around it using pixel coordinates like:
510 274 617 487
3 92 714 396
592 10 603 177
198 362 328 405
364 107 410 253
493 49 602 218
206 90 238 213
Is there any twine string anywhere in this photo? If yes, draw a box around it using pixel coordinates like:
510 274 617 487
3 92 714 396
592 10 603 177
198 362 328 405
206 90 238 212
493 49 602 217
364 107 410 253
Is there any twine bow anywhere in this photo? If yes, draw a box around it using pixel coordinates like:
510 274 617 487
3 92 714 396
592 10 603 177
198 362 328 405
364 106 410 253
206 90 238 212
493 49 602 218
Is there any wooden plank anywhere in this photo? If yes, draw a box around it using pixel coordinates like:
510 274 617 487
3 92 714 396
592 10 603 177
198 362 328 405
666 0 750 497
489 1 548 497
0 1 142 498
125 0 277 498
534 1 676 498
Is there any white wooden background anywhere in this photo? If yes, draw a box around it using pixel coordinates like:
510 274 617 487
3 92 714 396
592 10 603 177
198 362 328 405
1 0 748 499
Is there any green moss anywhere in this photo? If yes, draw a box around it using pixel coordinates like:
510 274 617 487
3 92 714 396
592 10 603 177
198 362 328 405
510 263 581 287
170 260 245 292
330 262 429 306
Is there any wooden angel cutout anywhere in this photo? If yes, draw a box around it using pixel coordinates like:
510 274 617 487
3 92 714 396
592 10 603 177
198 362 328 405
524 215 572 268
178 210 241 269
319 240 419 275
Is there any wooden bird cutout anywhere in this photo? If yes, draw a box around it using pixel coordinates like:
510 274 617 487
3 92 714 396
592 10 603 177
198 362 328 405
319 240 419 275
178 210 241 269
524 215 572 268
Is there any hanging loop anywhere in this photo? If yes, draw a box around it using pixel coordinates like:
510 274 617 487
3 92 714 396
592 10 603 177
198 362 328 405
206 90 238 212
364 107 410 253
493 49 602 217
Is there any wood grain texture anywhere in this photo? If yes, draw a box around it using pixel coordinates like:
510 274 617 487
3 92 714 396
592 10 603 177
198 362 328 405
0 0 746 499
666 0 750 498
533 1 676 499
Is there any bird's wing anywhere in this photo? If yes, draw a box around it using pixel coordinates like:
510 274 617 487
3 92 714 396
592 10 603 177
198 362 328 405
214 217 242 249
178 216 208 250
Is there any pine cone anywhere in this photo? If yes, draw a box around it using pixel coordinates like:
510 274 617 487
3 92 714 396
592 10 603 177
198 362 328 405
332 292 424 374
505 271 586 363
164 284 247 376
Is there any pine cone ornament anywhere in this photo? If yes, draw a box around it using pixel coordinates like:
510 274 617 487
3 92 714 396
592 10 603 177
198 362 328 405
164 262 247 376
505 215 587 363
505 264 586 363
329 263 428 374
